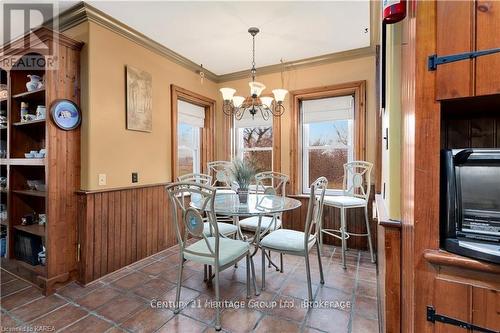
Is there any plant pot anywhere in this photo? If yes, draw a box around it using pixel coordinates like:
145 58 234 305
237 189 248 204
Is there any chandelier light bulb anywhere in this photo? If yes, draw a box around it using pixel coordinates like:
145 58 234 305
232 96 245 108
260 97 274 108
249 81 266 97
220 87 236 101
272 88 288 103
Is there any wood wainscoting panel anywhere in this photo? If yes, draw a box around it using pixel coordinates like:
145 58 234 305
77 184 174 284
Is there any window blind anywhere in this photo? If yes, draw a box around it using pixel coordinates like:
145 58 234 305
302 95 354 123
178 100 205 127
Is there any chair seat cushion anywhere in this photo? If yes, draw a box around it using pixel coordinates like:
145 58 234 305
239 216 281 231
203 222 238 236
324 195 366 208
260 229 315 253
184 237 249 266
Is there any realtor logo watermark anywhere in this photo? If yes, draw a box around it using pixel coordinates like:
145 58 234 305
1 2 59 70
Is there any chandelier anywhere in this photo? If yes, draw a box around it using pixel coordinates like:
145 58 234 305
220 27 288 121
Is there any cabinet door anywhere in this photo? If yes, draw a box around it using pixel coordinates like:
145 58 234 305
434 278 500 332
473 287 500 331
476 0 500 96
436 0 475 100
434 279 471 332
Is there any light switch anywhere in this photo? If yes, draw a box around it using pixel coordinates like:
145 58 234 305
98 174 107 186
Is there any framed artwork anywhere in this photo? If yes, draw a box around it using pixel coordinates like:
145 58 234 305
50 99 81 130
126 65 152 132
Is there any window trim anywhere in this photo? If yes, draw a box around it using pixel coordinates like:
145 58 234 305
290 81 366 195
171 85 215 180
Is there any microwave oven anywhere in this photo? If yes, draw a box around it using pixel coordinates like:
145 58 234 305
440 148 500 264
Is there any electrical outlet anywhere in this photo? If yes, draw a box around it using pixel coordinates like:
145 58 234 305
98 174 107 186
132 172 138 183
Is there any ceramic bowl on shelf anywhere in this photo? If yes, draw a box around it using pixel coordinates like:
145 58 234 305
33 152 45 158
34 183 46 192
38 214 46 225
24 153 34 158
26 179 41 190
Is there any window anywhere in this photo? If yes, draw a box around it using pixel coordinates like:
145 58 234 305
301 95 354 194
177 100 204 176
234 114 273 172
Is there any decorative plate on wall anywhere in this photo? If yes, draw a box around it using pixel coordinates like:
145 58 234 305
50 99 81 130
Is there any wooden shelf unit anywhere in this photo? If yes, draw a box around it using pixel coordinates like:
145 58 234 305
13 224 46 237
13 119 46 127
12 190 46 198
12 88 45 99
1 68 8 262
0 27 82 294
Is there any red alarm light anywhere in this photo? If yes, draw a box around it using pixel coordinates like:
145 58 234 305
383 0 406 24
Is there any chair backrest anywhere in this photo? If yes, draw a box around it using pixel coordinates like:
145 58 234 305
304 177 328 248
343 161 373 200
207 161 232 188
254 171 289 197
177 173 212 185
165 182 220 263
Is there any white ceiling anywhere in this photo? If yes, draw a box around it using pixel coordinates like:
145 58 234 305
2 1 371 76
87 1 371 75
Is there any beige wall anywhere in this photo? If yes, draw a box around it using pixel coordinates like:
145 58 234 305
215 56 378 179
65 22 219 190
65 21 377 191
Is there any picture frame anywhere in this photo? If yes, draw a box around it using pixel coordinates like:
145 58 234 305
126 65 152 132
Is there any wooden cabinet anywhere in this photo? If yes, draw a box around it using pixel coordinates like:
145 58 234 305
436 0 500 99
0 28 82 294
433 278 500 332
476 0 500 95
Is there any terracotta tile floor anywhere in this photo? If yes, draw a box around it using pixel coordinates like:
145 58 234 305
0 245 378 333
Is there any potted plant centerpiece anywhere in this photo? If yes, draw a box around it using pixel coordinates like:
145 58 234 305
230 159 255 204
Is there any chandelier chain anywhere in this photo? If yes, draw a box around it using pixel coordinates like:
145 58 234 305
220 26 288 121
251 34 256 81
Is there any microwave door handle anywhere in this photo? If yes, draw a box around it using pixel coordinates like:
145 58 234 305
453 149 474 164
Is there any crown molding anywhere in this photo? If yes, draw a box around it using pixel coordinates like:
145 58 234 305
54 2 219 82
217 46 376 83
52 2 377 84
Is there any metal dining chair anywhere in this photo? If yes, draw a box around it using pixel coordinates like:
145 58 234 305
166 182 252 331
176 173 238 281
177 172 212 185
320 161 375 269
176 173 238 238
207 161 234 191
259 177 328 301
239 171 289 272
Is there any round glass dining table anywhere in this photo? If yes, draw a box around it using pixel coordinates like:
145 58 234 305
191 192 302 294
191 192 301 216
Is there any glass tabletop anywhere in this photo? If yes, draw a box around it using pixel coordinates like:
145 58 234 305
190 193 301 216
